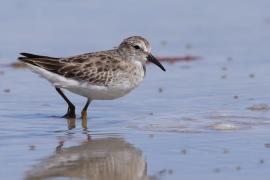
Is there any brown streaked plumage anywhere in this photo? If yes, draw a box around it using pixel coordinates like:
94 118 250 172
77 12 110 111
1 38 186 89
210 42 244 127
18 36 165 120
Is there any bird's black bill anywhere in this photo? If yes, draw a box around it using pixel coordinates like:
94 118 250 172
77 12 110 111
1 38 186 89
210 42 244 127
147 54 166 71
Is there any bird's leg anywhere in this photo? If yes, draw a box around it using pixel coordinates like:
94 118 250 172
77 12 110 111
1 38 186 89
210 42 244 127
55 87 76 118
81 99 91 120
67 118 76 130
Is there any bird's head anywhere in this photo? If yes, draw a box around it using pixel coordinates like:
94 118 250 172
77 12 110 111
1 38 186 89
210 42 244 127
119 36 166 71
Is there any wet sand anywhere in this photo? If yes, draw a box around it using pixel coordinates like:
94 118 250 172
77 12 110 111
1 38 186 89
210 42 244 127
1 0 270 180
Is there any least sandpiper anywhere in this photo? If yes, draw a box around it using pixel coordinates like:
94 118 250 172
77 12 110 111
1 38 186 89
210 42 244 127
18 36 166 119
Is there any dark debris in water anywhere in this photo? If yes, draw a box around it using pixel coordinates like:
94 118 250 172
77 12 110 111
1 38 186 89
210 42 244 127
185 43 192 50
226 57 233 62
264 143 270 148
213 168 221 173
158 168 173 175
249 73 255 78
221 74 227 79
29 145 36 151
180 149 187 155
3 89 11 93
233 95 239 99
221 66 228 71
223 149 230 154
259 159 265 164
235 166 241 171
160 40 167 46
149 168 174 180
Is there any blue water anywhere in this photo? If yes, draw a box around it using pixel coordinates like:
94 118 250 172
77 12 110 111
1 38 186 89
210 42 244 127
1 0 270 180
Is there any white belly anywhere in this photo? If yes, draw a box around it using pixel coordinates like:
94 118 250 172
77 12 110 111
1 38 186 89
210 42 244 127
27 64 142 100
66 82 135 100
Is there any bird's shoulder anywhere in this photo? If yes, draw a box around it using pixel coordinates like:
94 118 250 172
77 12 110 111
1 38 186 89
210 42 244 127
60 50 123 66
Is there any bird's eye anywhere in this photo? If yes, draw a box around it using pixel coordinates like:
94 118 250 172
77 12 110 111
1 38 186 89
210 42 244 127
133 45 141 50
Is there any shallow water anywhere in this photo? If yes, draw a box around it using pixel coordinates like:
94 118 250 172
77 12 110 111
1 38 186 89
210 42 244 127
1 0 270 180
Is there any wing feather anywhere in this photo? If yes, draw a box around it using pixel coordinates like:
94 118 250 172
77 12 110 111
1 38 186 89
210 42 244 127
18 52 122 86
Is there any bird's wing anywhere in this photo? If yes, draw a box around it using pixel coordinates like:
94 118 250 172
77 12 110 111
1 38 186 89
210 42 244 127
18 52 124 86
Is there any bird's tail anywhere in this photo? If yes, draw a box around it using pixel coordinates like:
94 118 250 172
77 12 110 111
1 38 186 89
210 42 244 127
18 52 62 72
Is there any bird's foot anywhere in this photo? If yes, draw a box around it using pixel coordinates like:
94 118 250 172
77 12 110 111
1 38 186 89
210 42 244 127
62 107 76 118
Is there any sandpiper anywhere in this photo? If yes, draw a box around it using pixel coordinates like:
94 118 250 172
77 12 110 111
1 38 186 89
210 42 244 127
18 36 166 119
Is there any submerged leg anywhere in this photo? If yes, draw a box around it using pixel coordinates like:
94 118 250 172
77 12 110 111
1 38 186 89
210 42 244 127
55 87 76 118
81 99 91 120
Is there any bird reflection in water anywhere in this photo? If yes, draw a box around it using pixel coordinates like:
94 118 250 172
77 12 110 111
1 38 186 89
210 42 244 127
66 116 87 130
26 119 149 180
